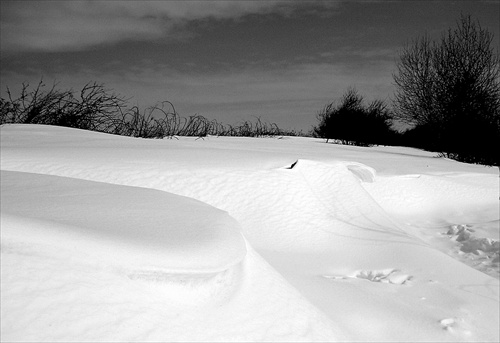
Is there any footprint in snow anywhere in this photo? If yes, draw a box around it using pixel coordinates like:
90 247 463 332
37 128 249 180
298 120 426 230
439 317 472 336
323 268 412 285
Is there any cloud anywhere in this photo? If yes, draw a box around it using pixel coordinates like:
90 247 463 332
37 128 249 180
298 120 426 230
1 2 161 52
0 1 333 53
320 47 396 60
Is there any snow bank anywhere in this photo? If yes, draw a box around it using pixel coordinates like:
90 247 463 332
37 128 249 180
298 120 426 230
1 170 346 342
1 125 499 342
444 223 500 278
362 168 499 279
1 170 246 273
363 173 498 224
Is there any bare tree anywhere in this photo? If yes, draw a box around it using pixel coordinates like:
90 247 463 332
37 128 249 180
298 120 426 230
393 15 500 165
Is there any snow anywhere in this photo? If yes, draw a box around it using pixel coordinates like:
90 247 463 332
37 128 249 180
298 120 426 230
1 124 499 342
1 170 246 273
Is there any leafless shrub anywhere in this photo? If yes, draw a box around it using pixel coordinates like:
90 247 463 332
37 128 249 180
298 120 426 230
393 15 500 165
1 80 297 139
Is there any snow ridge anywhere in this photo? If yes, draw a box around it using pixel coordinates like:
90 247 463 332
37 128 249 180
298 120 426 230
1 125 498 342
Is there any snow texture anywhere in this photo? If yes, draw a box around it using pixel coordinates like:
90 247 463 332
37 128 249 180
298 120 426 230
1 124 499 342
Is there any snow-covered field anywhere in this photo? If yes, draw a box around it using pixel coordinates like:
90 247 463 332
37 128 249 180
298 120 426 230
1 124 499 342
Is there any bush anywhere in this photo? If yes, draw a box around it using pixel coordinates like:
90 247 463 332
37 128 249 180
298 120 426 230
0 79 297 139
313 88 396 146
393 15 500 166
0 80 128 133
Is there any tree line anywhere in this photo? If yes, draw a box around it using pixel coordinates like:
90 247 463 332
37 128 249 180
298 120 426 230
1 15 498 166
313 15 499 167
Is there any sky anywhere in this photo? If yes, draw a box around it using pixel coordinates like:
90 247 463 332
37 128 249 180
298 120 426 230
1 1 499 132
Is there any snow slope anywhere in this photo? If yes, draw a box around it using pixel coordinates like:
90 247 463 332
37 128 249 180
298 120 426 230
1 170 344 342
1 124 499 342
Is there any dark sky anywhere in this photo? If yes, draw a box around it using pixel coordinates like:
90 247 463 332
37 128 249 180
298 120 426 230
1 1 499 131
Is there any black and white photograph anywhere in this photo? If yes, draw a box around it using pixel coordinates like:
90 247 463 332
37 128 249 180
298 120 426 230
1 1 499 341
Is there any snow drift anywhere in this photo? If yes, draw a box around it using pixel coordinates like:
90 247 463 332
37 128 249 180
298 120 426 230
1 170 246 273
1 124 499 342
